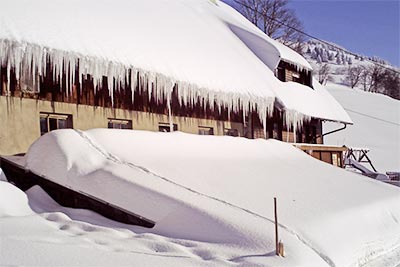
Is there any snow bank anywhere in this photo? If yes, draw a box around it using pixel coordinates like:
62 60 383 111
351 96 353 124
0 181 32 217
0 168 7 182
25 129 400 266
0 0 351 127
324 84 400 172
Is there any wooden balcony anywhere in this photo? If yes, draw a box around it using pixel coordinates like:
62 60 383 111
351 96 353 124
293 144 348 168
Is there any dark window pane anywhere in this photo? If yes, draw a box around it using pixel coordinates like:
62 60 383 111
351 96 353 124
108 119 132 129
40 117 48 135
224 129 238 137
121 123 130 129
277 68 285 82
273 123 279 139
49 118 58 131
199 127 214 135
159 125 170 132
159 123 177 132
58 119 67 129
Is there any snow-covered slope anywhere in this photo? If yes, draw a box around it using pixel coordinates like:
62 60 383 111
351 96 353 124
303 39 399 90
324 83 400 172
13 129 400 266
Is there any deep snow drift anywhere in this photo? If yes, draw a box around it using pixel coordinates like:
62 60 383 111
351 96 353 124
10 129 398 266
324 83 400 172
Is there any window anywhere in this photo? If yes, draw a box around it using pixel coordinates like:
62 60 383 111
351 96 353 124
304 125 317 144
159 122 178 132
277 67 285 82
108 118 132 129
272 122 281 140
40 112 72 135
198 126 214 135
224 128 239 137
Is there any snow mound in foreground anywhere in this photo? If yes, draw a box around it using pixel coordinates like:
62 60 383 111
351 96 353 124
0 180 32 217
0 167 7 182
25 129 400 266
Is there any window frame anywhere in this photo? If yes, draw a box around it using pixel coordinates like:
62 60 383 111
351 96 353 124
39 112 73 135
224 128 239 137
107 118 133 129
158 122 178 132
198 126 214 135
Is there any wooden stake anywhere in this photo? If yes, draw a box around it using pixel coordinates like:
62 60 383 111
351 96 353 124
274 197 279 256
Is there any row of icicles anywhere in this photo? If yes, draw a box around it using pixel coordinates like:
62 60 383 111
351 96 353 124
0 38 309 139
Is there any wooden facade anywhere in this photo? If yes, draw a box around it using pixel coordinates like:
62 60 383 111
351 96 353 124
0 62 320 141
0 59 346 167
294 144 347 168
276 60 312 87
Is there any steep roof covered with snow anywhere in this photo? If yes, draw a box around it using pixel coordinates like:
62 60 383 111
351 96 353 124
0 0 348 124
219 3 312 71
275 79 353 126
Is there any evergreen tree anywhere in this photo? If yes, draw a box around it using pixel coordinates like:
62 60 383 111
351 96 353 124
328 51 334 61
336 56 342 65
348 57 353 65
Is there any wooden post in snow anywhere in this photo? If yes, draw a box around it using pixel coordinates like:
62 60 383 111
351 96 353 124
274 197 279 256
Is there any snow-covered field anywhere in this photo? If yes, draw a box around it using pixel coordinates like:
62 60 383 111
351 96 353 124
324 83 400 172
1 129 400 266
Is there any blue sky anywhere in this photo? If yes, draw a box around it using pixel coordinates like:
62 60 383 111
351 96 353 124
223 0 399 66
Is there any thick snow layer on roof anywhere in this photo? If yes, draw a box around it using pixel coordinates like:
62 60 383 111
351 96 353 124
275 79 353 127
219 3 312 71
24 129 400 266
0 0 278 114
269 39 313 70
0 0 345 124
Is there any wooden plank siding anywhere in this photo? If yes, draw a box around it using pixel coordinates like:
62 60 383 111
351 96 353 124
1 60 330 158
276 61 312 87
294 144 347 168
0 66 246 124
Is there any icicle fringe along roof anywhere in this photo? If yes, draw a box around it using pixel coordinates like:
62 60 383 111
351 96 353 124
0 38 275 122
0 0 351 127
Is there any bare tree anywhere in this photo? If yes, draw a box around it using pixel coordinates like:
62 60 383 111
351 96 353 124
346 66 364 88
382 70 400 100
367 64 385 92
237 0 262 25
360 68 371 91
318 63 331 85
235 0 305 54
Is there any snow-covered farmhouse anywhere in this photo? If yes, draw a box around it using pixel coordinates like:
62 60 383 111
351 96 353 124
0 0 352 166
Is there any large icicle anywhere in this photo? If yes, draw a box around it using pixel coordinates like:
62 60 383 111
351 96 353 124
283 109 311 143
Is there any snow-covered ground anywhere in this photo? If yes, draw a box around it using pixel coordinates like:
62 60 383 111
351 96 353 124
1 129 400 266
324 83 400 173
